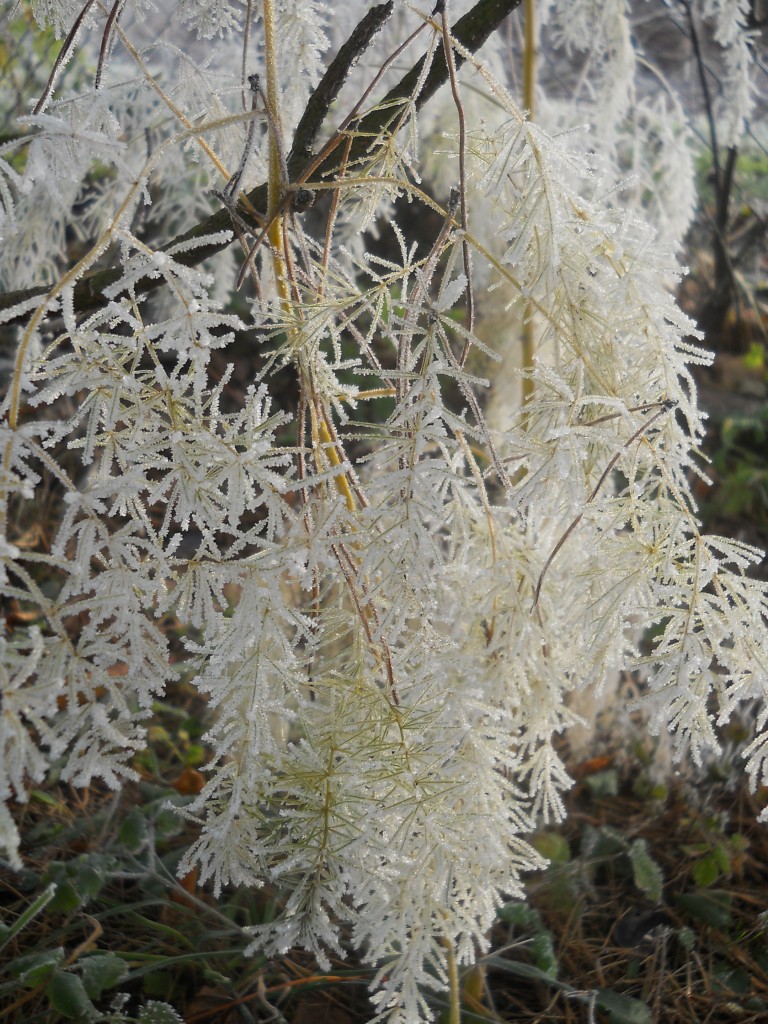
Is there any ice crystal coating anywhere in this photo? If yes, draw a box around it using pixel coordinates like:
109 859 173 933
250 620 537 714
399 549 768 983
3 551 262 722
1 2 767 1022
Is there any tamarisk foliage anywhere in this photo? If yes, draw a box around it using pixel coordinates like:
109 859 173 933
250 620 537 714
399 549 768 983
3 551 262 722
1 2 766 1020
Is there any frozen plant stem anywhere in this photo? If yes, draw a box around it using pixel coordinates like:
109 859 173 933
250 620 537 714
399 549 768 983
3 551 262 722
520 0 536 410
261 0 288 297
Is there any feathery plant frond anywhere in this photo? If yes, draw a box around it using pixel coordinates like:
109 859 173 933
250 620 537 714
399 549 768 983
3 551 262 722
1 1 767 1021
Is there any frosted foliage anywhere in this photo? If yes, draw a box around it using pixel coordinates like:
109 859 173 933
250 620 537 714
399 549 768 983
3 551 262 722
703 0 757 145
29 0 95 36
29 0 154 37
178 0 245 38
533 0 757 243
274 0 330 128
542 0 634 125
1 2 768 1022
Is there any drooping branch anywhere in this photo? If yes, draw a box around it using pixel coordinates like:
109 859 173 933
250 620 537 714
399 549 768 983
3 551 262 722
0 0 523 327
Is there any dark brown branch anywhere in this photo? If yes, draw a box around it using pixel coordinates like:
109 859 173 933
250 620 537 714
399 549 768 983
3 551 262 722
96 0 128 90
291 1 395 166
0 0 523 328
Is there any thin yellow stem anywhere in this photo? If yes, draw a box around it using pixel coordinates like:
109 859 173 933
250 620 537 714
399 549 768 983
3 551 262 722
353 388 397 400
261 0 292 317
523 0 536 120
442 936 461 1024
262 0 283 213
318 420 356 513
520 0 537 411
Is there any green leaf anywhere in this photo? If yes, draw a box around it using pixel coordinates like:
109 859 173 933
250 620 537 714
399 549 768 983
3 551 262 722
676 890 732 929
713 965 752 995
48 880 81 913
29 789 64 808
629 838 663 904
10 948 65 986
584 769 619 797
743 341 765 372
497 901 536 927
692 853 720 888
184 742 206 767
119 808 148 851
595 988 653 1024
46 972 96 1020
154 806 185 839
582 825 627 861
80 953 130 999
530 932 559 979
74 861 106 903
713 842 732 875
532 831 570 864
495 902 559 978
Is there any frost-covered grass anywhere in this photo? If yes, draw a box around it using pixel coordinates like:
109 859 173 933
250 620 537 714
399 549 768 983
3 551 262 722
3 706 766 1023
